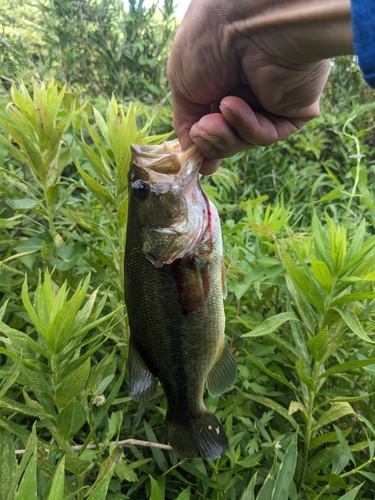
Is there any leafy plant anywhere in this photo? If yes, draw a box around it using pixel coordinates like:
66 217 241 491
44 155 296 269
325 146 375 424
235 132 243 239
1 60 375 499
0 0 177 102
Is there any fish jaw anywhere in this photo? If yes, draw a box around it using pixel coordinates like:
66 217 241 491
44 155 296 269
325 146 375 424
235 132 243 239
128 141 210 267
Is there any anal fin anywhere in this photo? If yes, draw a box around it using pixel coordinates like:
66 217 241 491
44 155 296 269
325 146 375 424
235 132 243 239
206 340 237 397
129 337 158 402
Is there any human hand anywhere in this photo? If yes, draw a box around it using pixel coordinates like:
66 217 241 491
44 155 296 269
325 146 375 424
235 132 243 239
167 0 353 173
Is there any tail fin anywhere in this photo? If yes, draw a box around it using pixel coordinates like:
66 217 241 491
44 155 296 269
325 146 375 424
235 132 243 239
166 409 229 460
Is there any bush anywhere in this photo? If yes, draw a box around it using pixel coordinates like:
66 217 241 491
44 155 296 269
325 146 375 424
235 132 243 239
1 60 375 499
0 0 176 102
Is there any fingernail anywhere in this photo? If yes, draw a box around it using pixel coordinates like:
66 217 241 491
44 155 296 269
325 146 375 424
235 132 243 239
220 103 235 124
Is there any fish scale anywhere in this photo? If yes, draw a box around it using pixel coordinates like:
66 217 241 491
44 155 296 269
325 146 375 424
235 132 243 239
125 140 237 459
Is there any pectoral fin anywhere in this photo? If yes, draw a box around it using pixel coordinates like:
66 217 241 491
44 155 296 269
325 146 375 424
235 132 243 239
206 341 237 397
129 338 158 402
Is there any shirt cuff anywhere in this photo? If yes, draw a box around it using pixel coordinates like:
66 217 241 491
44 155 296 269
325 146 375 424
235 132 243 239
351 0 375 88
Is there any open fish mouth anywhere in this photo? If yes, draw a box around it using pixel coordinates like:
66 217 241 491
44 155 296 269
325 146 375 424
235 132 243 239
131 139 202 176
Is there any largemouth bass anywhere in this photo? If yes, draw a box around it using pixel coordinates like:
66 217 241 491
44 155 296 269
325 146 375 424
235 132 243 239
125 139 237 459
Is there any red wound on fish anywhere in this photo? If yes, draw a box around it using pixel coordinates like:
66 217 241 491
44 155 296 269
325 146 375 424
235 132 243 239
171 257 211 315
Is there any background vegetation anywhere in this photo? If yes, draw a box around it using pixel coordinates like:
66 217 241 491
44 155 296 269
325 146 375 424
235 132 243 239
1 1 375 499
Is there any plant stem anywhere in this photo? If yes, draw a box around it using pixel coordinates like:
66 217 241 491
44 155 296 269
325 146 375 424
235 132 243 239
299 388 314 485
44 186 56 244
299 361 320 486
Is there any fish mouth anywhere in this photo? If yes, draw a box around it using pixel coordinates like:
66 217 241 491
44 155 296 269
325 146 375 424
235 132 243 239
131 139 203 177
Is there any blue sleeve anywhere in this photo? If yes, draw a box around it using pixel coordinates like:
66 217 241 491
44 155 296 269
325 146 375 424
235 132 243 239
351 0 375 88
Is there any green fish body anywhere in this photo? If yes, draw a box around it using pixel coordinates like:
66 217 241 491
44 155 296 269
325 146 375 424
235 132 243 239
125 140 237 459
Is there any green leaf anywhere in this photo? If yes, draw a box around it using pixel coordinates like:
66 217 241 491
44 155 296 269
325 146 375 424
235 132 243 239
74 157 115 206
65 455 92 475
319 357 375 379
271 434 297 500
295 358 314 391
244 350 295 390
56 398 87 440
79 135 111 183
331 425 355 475
144 421 169 472
149 475 163 500
309 428 351 450
22 276 48 339
50 243 86 271
54 358 90 409
46 276 90 354
358 414 375 437
180 463 221 489
256 460 276 500
47 456 65 500
312 403 355 433
329 474 347 489
344 219 366 266
241 312 297 338
47 303 77 354
330 292 375 307
7 198 38 210
7 424 38 500
0 368 20 396
87 463 116 500
85 446 121 498
336 483 364 500
311 256 333 293
34 84 54 151
15 235 48 254
0 429 17 500
0 320 50 359
307 328 328 362
79 363 126 454
319 186 345 201
175 487 191 500
114 457 138 483
240 473 257 500
281 250 324 313
0 415 31 443
0 118 44 181
0 214 23 229
358 470 375 483
334 308 375 344
241 393 299 432
0 396 51 420
15 449 37 500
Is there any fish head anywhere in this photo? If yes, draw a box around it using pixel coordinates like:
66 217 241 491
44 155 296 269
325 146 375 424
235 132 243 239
128 140 209 267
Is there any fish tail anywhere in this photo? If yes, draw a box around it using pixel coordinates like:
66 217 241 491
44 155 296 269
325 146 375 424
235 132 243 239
166 409 229 460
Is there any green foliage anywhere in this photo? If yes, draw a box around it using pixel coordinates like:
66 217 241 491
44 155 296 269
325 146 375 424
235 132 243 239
1 61 375 499
0 0 176 102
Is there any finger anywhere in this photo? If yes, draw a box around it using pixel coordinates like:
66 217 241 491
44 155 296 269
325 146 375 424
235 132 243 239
169 85 211 151
190 113 255 156
199 158 222 175
189 103 304 160
219 96 310 143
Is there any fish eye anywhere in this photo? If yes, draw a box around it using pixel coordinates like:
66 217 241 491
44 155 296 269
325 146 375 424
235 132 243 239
132 180 149 200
